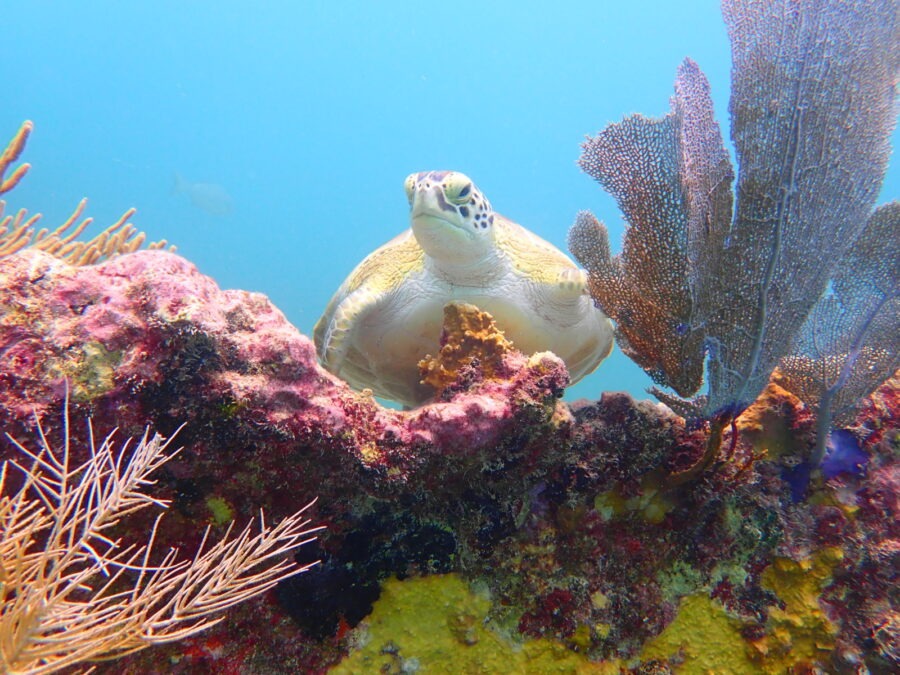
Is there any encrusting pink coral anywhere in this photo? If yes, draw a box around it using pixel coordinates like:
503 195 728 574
0 249 565 452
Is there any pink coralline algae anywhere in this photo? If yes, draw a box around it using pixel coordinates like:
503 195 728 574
1 248 898 673
0 249 560 458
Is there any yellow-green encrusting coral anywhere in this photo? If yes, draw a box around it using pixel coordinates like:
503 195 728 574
206 496 235 526
637 548 842 674
333 553 842 673
330 574 618 674
45 341 121 400
640 594 753 674
752 548 841 670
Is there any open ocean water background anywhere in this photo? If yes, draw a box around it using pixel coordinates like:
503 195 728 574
4 0 897 403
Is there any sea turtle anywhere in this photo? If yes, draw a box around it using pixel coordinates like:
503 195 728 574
314 170 614 406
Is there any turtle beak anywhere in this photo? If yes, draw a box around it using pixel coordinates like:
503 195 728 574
411 193 476 257
411 211 472 240
410 185 468 231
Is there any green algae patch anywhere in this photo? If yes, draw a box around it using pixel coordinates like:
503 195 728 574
205 496 234 526
46 341 120 400
639 594 754 674
593 472 674 524
330 574 614 674
656 561 706 603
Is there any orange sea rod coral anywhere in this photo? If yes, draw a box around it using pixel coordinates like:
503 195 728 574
0 120 173 264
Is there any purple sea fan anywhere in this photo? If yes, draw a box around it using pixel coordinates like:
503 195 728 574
569 57 732 399
570 0 898 424
780 202 899 465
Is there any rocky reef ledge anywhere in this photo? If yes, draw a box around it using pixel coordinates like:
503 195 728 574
1 249 896 673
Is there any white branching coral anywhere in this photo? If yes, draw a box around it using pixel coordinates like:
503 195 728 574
0 401 322 674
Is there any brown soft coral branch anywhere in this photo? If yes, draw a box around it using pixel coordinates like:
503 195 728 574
569 59 732 400
0 121 174 265
0 120 32 195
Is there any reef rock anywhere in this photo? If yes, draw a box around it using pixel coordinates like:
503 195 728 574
0 248 897 673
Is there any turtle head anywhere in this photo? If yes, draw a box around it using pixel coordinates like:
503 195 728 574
405 171 495 265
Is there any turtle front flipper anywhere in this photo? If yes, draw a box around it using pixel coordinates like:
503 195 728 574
494 215 589 299
551 267 589 299
316 285 382 375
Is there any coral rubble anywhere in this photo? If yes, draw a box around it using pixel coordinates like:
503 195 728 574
1 247 896 673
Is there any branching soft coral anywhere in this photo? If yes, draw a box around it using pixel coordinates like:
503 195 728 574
0 120 173 264
0 400 321 674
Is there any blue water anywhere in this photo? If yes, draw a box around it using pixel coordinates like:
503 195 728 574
4 1 897 402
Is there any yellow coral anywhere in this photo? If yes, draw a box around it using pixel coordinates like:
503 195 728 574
418 302 514 394
751 548 841 669
636 548 842 674
331 574 616 674
640 595 754 674
734 379 804 461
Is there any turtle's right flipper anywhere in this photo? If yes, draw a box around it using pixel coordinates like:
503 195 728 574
320 286 381 374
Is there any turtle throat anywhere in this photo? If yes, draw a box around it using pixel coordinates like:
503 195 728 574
412 212 493 267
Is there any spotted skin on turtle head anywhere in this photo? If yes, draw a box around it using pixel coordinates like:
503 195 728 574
406 171 494 230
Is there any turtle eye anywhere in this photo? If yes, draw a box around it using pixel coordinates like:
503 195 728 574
444 175 474 205
404 174 417 204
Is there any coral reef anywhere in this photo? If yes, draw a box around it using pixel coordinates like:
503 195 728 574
2 1 897 672
1 246 896 673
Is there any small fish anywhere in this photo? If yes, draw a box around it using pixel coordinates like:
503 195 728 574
173 172 234 217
